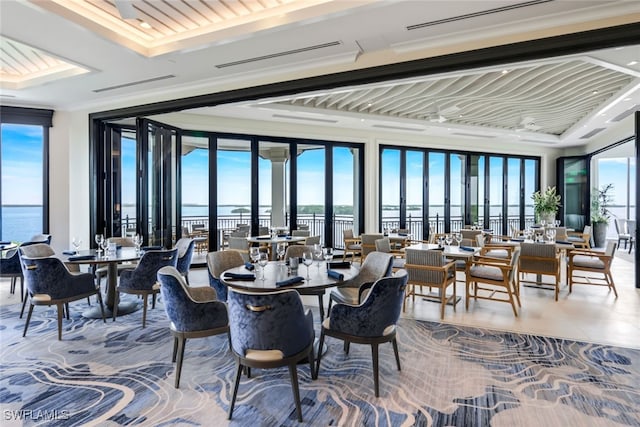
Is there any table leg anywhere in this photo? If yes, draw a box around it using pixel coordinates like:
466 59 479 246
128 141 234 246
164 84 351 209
83 263 139 319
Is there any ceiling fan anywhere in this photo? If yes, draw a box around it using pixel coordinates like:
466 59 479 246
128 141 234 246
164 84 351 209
114 0 137 20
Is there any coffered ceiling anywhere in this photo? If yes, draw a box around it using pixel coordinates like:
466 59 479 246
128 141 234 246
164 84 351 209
1 0 639 147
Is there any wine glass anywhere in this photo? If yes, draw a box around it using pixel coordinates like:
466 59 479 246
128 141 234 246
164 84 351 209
100 237 110 258
276 242 287 264
554 219 561 227
258 252 269 282
454 232 462 246
445 234 453 248
133 234 143 253
95 234 104 254
302 250 314 280
250 247 260 265
323 247 333 269
313 244 323 270
72 237 82 253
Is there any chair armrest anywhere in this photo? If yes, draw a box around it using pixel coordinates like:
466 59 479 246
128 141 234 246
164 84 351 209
186 285 218 303
357 281 375 303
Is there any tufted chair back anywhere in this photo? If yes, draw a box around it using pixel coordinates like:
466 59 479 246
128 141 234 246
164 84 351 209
174 238 195 279
158 266 228 333
19 243 55 258
228 289 314 359
118 248 178 292
207 250 245 301
329 270 408 338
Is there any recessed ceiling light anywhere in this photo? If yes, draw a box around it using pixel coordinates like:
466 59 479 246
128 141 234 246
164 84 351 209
367 103 372 107
627 60 638 66
501 69 509 74
592 90 598 94
624 97 632 101
140 21 152 29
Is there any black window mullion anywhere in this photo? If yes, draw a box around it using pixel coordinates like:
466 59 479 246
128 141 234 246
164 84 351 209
483 156 490 228
325 145 334 247
444 154 451 233
399 149 407 229
502 157 509 236
423 152 429 240
250 137 259 236
290 142 298 231
209 135 218 249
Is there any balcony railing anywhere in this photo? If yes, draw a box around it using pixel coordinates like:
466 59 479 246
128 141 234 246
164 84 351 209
121 212 535 250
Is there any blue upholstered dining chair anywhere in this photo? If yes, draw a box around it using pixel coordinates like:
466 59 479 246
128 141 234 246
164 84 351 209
19 249 105 340
0 248 24 303
227 288 316 423
316 271 408 397
18 243 57 318
174 238 195 284
114 248 178 327
29 234 52 245
206 250 245 302
328 251 394 310
157 266 229 388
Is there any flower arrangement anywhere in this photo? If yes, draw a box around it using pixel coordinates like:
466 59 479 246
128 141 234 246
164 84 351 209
532 186 561 220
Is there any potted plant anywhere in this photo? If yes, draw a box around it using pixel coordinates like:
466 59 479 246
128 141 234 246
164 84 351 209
532 186 561 224
591 183 614 247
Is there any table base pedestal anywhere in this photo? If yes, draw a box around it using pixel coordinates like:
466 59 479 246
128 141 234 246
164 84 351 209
82 301 139 319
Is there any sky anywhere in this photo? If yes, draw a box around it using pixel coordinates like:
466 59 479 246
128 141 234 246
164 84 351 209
3 126 634 213
1 124 43 205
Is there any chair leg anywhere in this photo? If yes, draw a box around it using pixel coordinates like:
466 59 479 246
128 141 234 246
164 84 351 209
112 292 119 321
327 298 333 315
607 272 618 298
317 294 324 321
228 360 243 420
20 292 29 319
372 343 380 397
65 302 70 320
288 363 303 422
23 304 34 337
57 303 63 341
172 337 179 362
142 294 149 328
344 341 350 354
392 338 401 371
19 277 24 302
308 344 317 380
10 277 16 294
96 292 106 323
315 330 326 376
174 336 186 388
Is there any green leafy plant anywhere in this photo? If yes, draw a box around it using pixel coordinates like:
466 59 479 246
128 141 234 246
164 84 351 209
591 183 614 225
532 186 561 219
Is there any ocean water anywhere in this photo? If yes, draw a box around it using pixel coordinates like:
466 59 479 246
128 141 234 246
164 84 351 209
1 206 43 243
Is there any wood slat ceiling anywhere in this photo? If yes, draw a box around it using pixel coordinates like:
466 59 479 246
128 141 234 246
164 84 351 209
273 59 636 136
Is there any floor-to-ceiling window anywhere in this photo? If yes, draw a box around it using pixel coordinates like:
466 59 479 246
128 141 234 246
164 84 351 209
0 107 52 243
380 145 539 237
296 145 325 241
592 138 637 239
94 123 364 251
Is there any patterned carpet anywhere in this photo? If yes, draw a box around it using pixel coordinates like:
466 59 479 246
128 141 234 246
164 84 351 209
1 297 639 426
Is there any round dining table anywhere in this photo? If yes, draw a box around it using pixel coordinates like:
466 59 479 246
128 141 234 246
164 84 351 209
62 247 140 318
221 260 358 293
